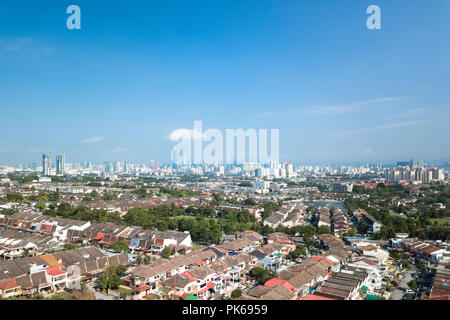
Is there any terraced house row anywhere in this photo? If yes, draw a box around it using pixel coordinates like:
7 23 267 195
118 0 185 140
0 229 57 259
0 212 192 257
130 234 295 300
239 235 392 301
0 246 129 299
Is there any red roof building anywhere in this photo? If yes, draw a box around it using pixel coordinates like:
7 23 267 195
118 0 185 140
0 279 20 291
181 272 197 281
310 256 335 266
264 278 295 293
135 284 151 293
92 233 105 241
46 266 66 277
198 281 216 294
303 293 338 300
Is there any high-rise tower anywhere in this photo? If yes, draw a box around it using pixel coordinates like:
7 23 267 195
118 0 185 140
56 154 65 175
42 154 51 176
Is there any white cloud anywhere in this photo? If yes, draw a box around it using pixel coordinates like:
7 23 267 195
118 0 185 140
339 120 430 136
0 37 53 54
0 37 34 52
388 108 427 119
110 147 127 153
255 98 401 118
167 129 202 142
256 111 281 118
82 136 103 144
305 97 399 115
370 120 430 130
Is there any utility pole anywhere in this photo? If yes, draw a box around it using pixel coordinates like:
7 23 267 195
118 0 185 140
221 211 224 235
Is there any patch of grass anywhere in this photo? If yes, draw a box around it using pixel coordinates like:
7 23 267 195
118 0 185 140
171 216 219 223
48 289 96 300
428 218 450 226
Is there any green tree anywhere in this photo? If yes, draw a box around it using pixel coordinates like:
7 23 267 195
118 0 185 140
360 222 368 234
98 266 124 292
57 202 73 218
317 225 332 234
48 192 60 202
102 193 118 201
64 243 78 251
109 241 129 253
161 246 173 259
287 245 307 261
118 287 133 300
211 193 223 205
401 260 410 269
304 235 314 246
344 227 357 237
231 288 242 299
243 198 256 206
5 193 24 202
35 202 46 212
238 182 252 187
249 267 277 285
407 279 418 291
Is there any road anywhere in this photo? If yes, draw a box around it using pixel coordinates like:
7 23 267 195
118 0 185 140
389 264 418 300
86 283 115 300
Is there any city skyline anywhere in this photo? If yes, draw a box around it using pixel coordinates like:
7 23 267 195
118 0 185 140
3 152 449 171
1 1 450 165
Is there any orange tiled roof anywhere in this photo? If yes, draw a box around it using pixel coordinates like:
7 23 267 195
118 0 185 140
46 266 66 277
0 279 20 290
40 254 65 268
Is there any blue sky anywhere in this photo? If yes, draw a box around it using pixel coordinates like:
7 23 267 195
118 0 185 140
0 0 449 166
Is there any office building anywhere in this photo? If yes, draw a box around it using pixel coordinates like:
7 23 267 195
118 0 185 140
42 154 51 176
56 154 65 175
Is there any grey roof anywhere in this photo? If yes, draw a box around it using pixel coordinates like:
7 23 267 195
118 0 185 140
264 213 285 224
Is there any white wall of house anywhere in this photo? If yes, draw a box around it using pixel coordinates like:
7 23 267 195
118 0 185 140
179 234 193 248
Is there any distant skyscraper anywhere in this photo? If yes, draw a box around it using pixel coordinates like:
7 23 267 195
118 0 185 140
114 161 123 173
104 162 112 173
396 160 410 168
42 154 51 176
284 162 294 177
56 154 65 175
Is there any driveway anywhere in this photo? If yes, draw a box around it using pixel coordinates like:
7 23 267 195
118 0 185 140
86 283 115 300
389 264 418 300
